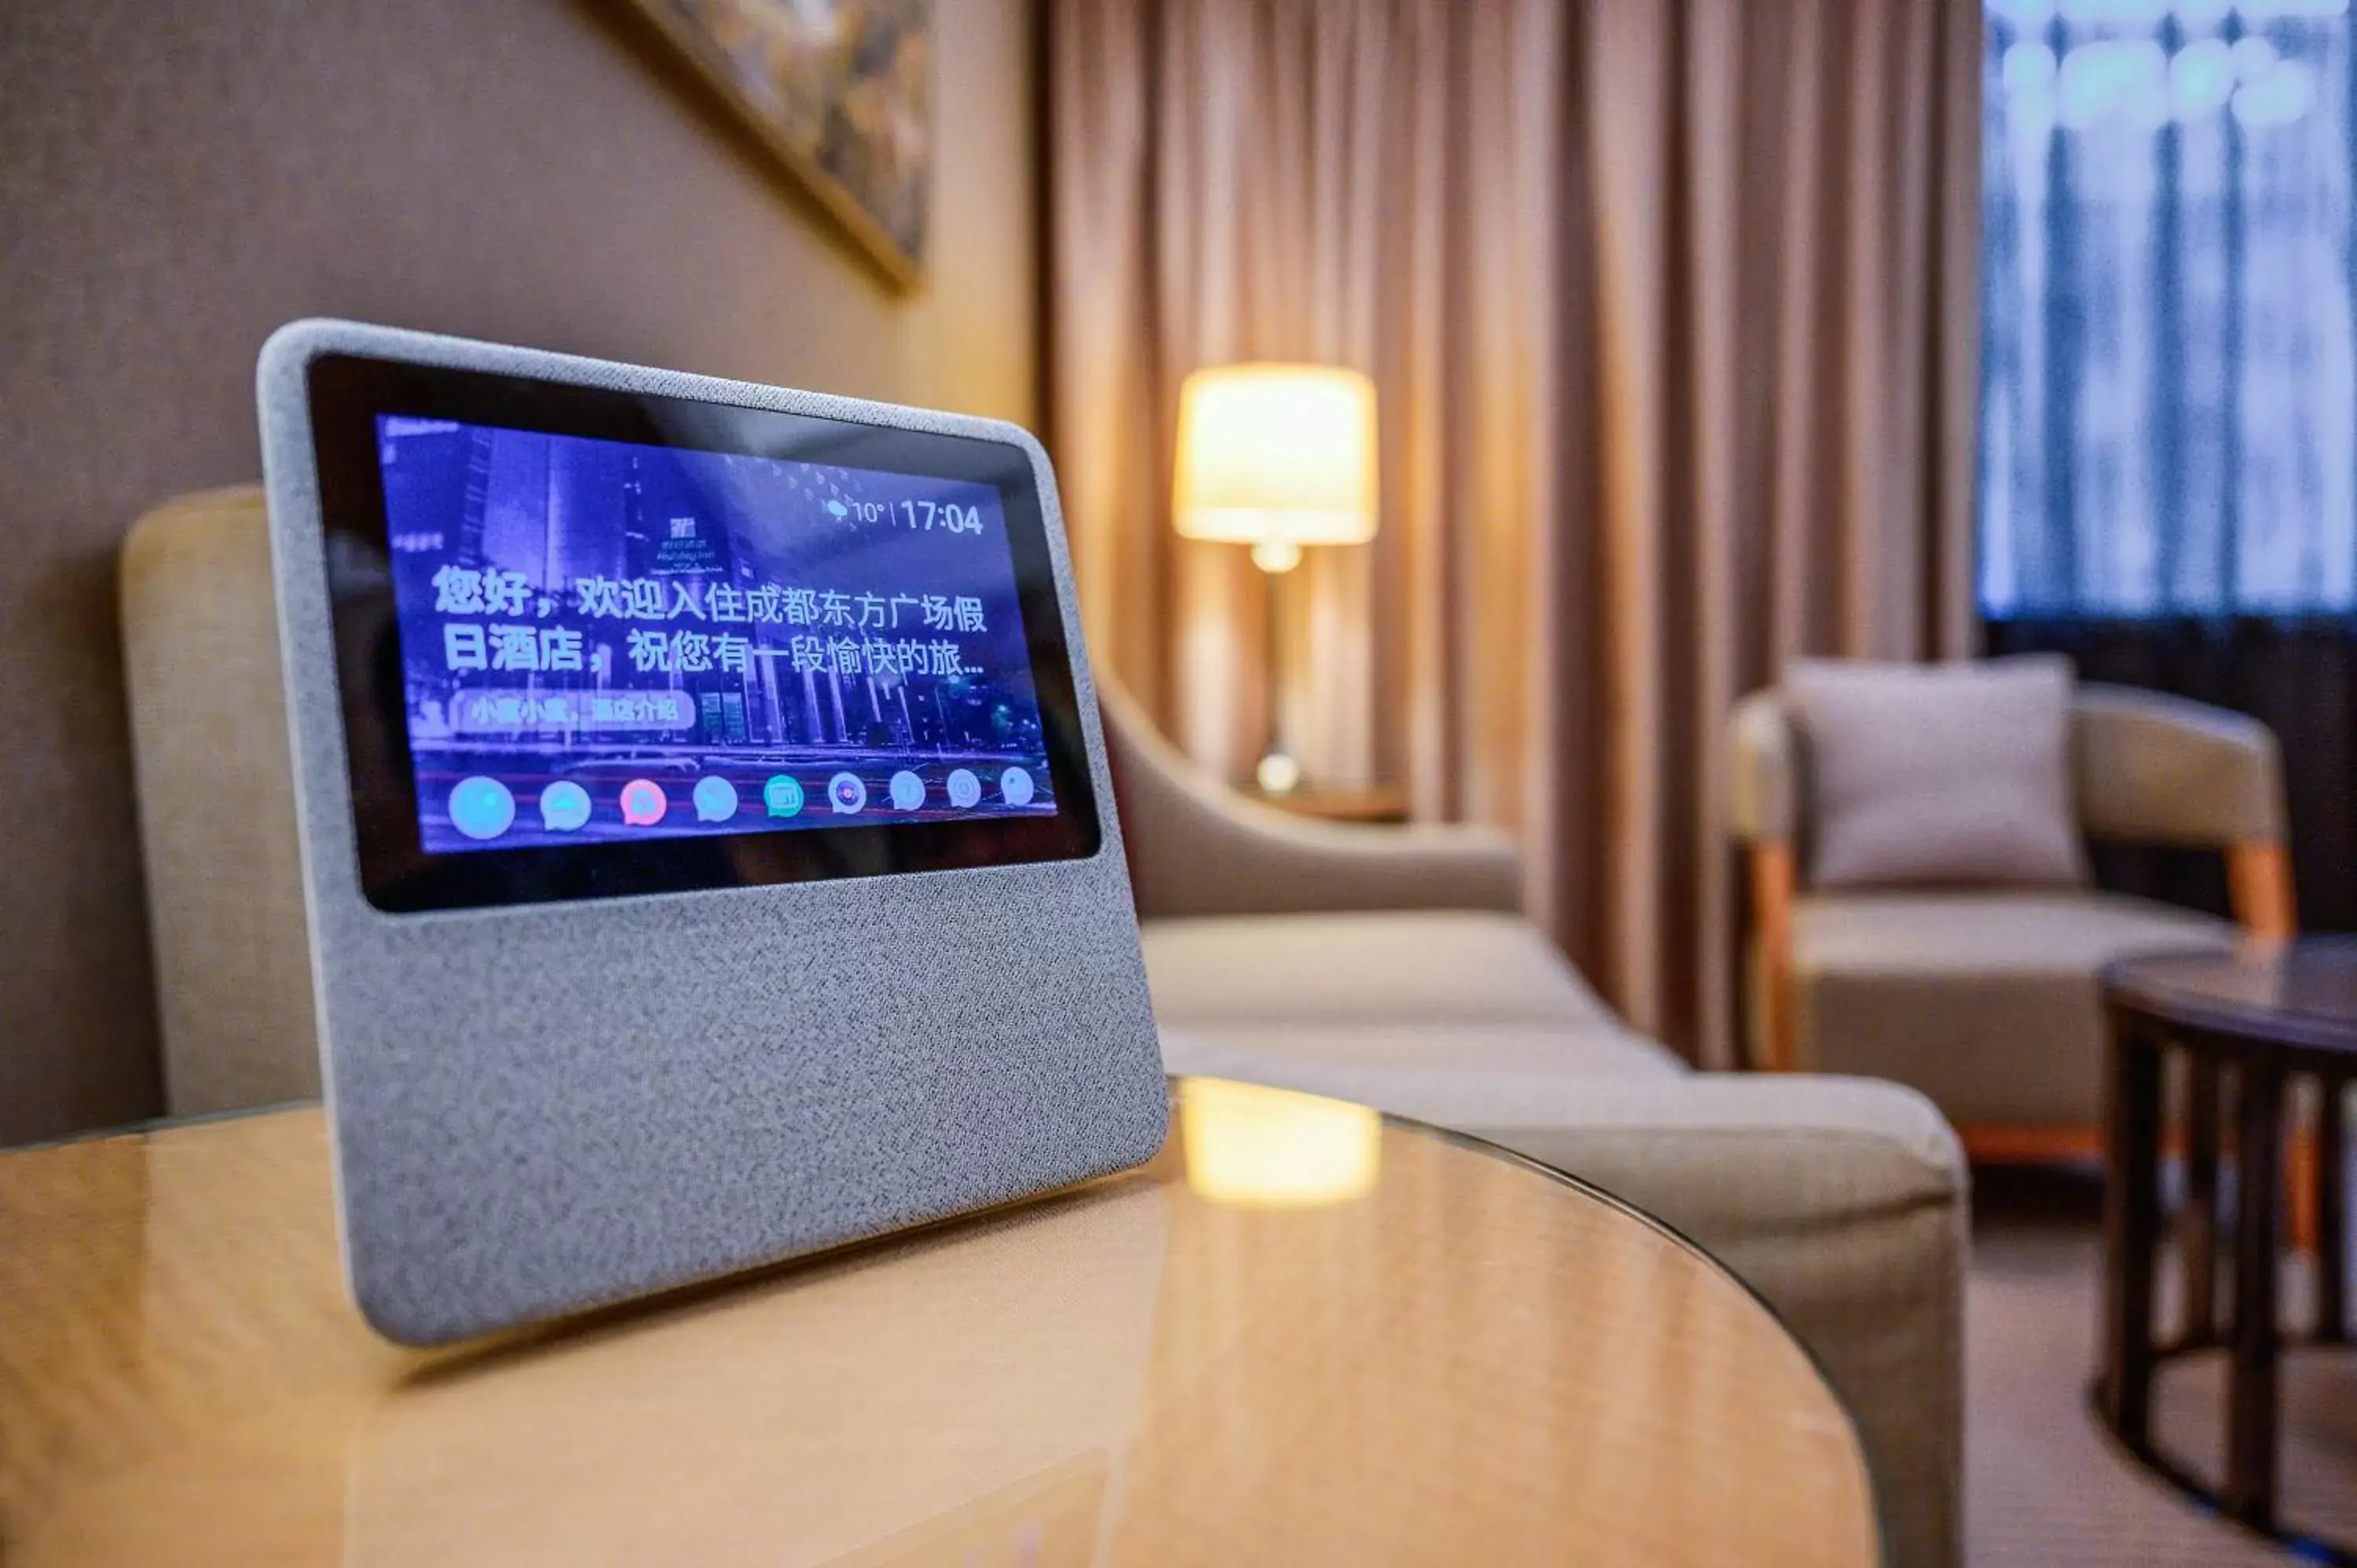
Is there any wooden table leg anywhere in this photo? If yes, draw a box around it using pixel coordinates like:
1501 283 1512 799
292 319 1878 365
2320 1075 2347 1344
2292 1120 2319 1255
2227 1064 2285 1528
2181 1057 2222 1344
2102 1015 2165 1445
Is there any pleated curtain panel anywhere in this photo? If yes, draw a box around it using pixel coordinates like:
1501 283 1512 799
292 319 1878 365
1046 0 1982 1066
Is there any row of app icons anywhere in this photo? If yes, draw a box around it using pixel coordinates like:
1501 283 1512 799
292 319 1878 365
446 766 1036 841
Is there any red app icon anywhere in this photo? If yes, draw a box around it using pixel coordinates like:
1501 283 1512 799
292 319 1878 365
619 779 668 826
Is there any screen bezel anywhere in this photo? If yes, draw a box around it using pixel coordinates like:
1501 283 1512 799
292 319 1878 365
306 353 1102 914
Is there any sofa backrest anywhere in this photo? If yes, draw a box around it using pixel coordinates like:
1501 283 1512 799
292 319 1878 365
121 485 318 1115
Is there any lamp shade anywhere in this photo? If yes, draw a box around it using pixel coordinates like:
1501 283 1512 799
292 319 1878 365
1173 364 1378 570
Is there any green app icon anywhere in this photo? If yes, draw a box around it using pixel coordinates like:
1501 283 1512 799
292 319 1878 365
763 775 805 818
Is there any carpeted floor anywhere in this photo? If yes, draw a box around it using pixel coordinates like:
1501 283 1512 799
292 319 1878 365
1967 1168 2357 1565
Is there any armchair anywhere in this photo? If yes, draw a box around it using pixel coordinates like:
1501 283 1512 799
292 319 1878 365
1730 680 2294 1159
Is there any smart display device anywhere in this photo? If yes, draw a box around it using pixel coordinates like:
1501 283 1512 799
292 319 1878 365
258 320 1168 1344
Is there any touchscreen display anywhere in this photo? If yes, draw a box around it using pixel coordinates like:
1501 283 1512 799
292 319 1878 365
376 416 1057 855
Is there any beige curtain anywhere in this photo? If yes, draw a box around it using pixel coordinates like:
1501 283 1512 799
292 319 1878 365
1048 0 1981 1067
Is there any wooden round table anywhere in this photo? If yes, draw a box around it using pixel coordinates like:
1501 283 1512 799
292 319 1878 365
0 1076 1880 1566
2099 940 2357 1563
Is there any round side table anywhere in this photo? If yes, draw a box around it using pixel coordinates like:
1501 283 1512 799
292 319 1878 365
2099 939 2357 1563
0 1075 1882 1566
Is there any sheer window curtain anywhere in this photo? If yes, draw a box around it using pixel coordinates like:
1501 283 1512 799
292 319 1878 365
1980 0 2356 617
1047 0 1981 1068
1980 0 2357 932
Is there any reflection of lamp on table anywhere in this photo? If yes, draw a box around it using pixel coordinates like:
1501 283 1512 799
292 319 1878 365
1178 1077 1381 1209
1174 364 1378 795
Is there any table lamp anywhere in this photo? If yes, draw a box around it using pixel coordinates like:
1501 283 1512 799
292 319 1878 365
1173 362 1379 794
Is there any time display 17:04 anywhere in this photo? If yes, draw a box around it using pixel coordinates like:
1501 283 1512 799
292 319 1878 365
831 498 986 536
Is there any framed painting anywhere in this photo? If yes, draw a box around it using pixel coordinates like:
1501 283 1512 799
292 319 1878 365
624 0 933 288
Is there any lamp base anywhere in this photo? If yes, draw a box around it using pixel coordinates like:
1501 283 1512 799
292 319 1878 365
1249 539 1303 573
1255 749 1303 795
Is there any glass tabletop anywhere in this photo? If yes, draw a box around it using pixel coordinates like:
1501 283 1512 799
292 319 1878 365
0 1077 1880 1567
2106 936 2357 1058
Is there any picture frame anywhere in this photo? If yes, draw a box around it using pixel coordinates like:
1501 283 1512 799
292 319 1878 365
621 0 933 290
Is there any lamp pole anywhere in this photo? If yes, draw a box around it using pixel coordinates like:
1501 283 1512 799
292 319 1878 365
1254 539 1302 794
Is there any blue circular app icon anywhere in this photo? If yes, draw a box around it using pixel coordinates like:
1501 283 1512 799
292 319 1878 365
889 771 926 811
999 766 1036 808
763 775 805 818
946 768 981 809
449 776 516 841
828 771 867 815
692 775 740 823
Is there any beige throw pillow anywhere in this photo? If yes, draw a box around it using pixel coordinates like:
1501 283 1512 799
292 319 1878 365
1785 656 2087 890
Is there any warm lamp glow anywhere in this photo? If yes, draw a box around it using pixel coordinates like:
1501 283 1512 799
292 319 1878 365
1179 1077 1381 1209
1173 364 1379 573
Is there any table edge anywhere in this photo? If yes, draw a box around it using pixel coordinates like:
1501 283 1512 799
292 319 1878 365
2102 951 2357 1064
1376 1104 1889 1566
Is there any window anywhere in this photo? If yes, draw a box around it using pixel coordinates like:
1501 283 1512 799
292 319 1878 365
1978 0 2356 617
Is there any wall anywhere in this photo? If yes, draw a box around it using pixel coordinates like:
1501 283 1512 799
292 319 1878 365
0 0 1039 1142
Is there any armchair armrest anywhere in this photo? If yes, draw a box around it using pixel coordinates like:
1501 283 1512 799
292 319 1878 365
1101 682 1523 918
2073 683 2295 934
2073 683 2285 846
1728 689 1800 846
1728 691 1801 1066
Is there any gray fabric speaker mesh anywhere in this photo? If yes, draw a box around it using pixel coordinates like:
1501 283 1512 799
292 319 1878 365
258 320 1167 1344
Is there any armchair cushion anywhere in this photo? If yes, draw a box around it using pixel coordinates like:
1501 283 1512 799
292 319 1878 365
1785 656 2086 889
1791 888 2231 1125
1143 910 1621 1030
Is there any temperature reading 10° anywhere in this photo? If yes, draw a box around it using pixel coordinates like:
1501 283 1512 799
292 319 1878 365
826 497 986 536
